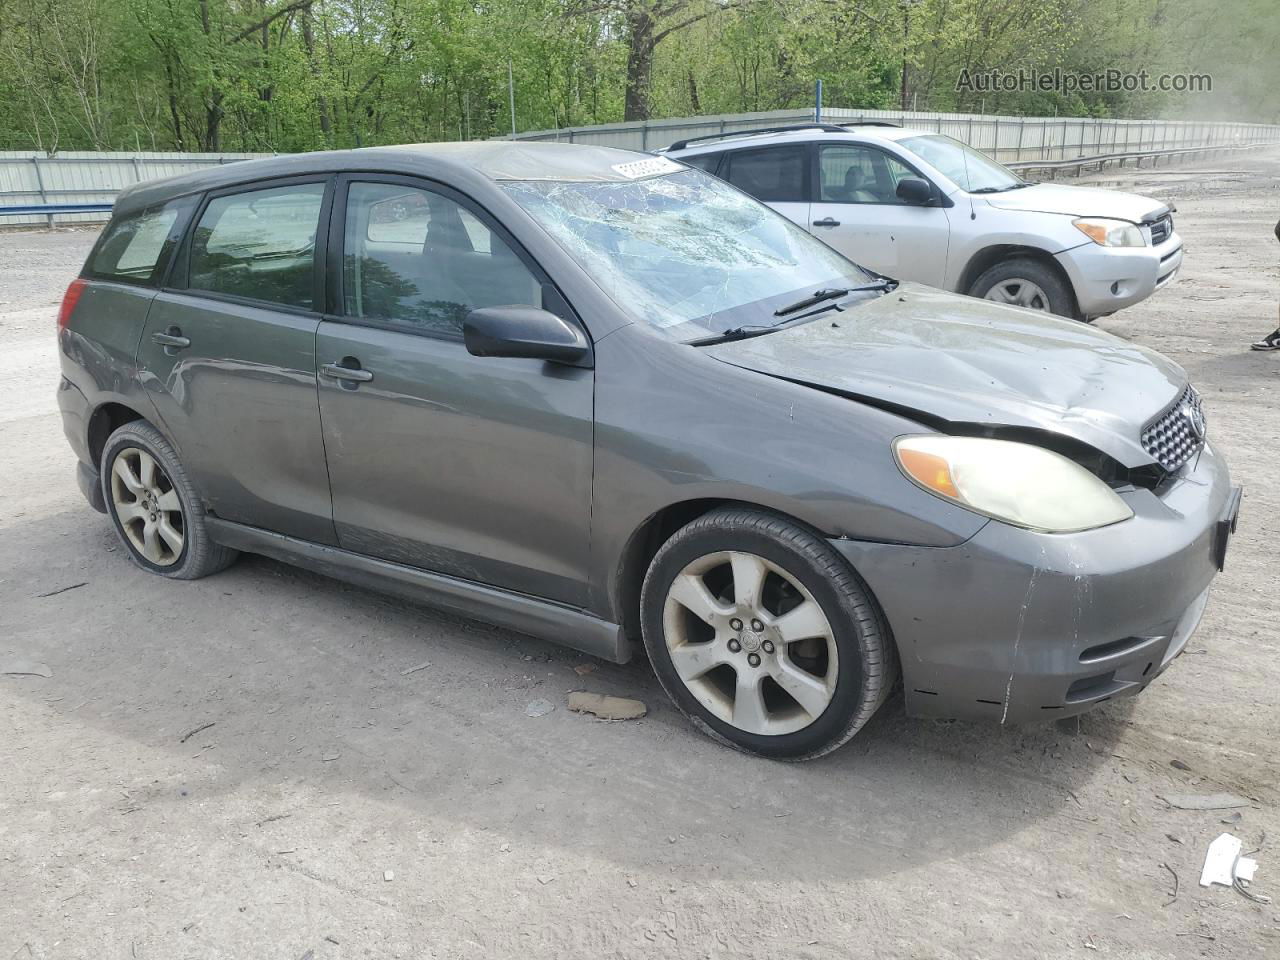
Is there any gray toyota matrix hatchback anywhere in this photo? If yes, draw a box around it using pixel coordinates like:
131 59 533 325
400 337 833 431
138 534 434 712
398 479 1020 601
57 142 1240 760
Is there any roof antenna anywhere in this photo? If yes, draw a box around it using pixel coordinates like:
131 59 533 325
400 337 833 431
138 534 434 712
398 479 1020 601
963 135 976 220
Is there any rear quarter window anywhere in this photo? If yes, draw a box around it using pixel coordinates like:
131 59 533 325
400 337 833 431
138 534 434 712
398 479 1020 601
87 197 194 286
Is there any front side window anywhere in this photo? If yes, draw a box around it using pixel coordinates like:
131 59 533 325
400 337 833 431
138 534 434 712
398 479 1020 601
503 169 870 341
343 182 540 337
721 146 807 203
188 182 325 309
88 197 193 286
818 145 919 204
899 134 1023 193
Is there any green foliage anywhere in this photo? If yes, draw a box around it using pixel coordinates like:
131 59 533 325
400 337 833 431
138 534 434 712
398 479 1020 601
0 0 1275 151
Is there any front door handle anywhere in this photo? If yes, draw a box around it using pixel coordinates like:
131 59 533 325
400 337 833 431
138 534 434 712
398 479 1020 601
812 217 841 228
151 327 191 350
321 359 374 384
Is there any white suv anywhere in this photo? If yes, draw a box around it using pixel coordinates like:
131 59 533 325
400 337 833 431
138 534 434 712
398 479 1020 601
663 123 1183 320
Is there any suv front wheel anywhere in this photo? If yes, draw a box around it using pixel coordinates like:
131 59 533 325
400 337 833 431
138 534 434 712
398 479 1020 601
100 420 238 579
969 257 1080 320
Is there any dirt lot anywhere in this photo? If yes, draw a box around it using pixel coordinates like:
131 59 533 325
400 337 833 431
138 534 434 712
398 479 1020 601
2 151 1278 960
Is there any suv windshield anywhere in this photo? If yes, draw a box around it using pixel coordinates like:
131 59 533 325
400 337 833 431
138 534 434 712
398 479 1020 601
503 169 871 340
899 134 1024 193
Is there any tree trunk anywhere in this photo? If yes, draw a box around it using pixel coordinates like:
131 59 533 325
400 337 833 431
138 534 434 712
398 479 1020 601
300 7 332 140
623 9 655 121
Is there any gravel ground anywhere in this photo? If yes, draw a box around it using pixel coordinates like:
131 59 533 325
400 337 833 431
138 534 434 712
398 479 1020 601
2 151 1278 960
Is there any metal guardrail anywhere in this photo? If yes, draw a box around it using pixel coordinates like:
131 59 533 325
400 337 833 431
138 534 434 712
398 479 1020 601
0 202 113 217
1008 141 1280 177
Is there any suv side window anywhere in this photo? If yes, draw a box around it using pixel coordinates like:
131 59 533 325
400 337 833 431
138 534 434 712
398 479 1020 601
680 153 722 175
818 144 919 204
721 146 807 203
188 182 326 309
87 196 194 286
342 181 541 338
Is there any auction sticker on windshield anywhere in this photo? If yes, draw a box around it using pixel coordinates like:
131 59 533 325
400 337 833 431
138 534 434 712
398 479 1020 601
611 156 684 179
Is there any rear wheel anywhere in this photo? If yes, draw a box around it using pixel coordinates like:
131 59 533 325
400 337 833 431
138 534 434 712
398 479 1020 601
100 420 237 579
640 507 897 760
969 257 1079 320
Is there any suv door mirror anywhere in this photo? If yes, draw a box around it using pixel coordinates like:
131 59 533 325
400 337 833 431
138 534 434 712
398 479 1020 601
896 178 934 205
463 305 591 366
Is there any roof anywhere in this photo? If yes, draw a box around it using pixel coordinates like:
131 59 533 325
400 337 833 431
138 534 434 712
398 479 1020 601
112 141 673 216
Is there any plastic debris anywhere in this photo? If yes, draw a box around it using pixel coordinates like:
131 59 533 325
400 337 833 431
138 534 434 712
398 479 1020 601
525 699 555 717
567 691 647 721
1199 833 1258 888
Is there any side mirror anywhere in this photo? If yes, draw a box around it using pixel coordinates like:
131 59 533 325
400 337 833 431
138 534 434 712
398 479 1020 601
463 305 591 366
896 178 934 205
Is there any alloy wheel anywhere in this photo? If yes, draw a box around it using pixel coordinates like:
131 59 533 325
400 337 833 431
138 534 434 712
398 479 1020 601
661 550 838 736
109 447 185 566
984 278 1051 310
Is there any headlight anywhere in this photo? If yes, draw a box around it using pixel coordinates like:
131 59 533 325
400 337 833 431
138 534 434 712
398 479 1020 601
893 436 1133 533
1072 217 1146 247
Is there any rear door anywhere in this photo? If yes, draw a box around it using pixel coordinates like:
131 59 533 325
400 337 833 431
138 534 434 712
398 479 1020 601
808 143 952 285
718 144 811 230
314 176 594 606
137 177 337 544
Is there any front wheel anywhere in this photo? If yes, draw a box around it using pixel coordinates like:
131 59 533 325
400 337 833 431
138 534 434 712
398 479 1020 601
968 257 1080 320
640 507 898 760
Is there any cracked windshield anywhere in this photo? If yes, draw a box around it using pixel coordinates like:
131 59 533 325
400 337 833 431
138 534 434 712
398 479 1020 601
504 169 870 340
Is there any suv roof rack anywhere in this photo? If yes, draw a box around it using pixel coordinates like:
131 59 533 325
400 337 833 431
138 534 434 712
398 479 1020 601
666 123 849 152
665 120 901 152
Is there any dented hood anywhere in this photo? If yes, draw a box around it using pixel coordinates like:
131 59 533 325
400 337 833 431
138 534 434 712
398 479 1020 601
705 283 1186 468
983 182 1167 223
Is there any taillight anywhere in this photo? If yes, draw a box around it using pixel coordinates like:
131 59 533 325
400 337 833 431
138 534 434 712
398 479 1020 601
57 277 88 331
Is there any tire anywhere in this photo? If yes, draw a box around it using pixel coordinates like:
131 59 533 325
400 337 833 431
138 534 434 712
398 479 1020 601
968 256 1080 320
640 507 898 761
100 420 238 580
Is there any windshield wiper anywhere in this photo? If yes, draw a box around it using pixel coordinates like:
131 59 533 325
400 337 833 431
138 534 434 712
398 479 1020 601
773 287 850 317
969 182 1034 194
688 279 898 346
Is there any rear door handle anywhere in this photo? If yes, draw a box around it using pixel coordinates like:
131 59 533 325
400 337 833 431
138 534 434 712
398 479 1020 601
151 328 190 349
812 217 841 228
321 360 374 383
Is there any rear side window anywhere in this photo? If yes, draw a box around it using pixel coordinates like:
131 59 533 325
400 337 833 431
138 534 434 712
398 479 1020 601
88 197 193 286
722 146 807 203
188 182 326 309
679 153 722 175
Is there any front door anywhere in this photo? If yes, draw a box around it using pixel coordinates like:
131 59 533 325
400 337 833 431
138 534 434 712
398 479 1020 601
808 143 952 286
137 178 336 544
315 177 594 607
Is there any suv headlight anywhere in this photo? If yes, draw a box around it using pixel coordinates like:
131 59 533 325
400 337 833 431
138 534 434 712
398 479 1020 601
1072 217 1146 247
893 436 1133 533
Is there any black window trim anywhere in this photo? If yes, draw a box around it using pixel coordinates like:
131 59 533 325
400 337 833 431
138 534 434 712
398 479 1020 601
82 195 198 290
323 171 589 345
166 173 336 318
718 142 812 205
812 140 953 208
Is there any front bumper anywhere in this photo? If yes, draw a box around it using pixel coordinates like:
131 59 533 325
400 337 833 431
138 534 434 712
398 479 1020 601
1056 229 1183 317
832 440 1237 723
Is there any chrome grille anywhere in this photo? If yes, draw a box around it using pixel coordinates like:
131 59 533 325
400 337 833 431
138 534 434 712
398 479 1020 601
1141 385 1205 472
1149 214 1173 245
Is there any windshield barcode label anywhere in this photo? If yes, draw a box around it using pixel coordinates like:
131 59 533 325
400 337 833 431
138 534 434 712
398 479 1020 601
610 157 684 180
